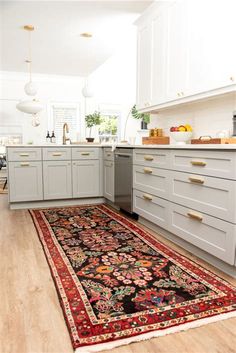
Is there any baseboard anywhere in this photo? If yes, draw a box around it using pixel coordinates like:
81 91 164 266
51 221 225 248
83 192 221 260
138 217 236 278
9 197 105 210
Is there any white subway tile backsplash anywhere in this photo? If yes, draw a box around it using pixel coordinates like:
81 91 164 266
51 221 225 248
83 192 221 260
149 93 236 139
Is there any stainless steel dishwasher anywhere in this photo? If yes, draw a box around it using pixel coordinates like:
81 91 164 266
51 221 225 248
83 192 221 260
114 147 134 214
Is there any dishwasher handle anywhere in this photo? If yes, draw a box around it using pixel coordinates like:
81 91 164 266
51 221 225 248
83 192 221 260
115 153 131 158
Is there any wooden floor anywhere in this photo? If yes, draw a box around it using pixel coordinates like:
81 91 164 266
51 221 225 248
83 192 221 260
1 194 236 353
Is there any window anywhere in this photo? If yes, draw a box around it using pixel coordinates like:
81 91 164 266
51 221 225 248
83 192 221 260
49 102 80 143
98 105 121 144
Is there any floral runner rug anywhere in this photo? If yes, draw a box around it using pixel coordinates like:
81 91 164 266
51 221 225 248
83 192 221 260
30 204 236 353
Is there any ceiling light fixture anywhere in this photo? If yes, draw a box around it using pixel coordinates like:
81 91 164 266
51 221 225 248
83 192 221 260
16 25 43 127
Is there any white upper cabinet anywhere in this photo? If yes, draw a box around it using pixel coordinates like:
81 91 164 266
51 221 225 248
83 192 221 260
136 0 236 111
150 7 168 105
136 21 152 110
187 0 236 95
166 1 188 101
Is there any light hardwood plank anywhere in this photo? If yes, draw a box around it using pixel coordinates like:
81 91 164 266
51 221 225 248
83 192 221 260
0 195 235 353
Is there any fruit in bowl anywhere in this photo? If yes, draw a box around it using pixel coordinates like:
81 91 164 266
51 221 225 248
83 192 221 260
169 124 193 145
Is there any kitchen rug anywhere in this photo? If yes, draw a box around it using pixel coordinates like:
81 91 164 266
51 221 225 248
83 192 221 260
30 204 236 353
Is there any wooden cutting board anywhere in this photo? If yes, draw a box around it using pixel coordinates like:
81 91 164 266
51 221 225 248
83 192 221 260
142 136 170 145
191 137 236 144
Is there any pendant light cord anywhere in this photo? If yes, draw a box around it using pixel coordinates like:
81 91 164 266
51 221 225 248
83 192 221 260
26 29 32 82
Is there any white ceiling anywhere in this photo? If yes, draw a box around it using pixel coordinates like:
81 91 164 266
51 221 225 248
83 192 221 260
0 1 151 76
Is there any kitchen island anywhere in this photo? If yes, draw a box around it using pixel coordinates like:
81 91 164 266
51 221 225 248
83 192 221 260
6 144 236 277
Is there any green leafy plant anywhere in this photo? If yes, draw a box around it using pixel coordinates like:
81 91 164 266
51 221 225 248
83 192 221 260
85 111 101 137
99 115 118 135
131 105 150 124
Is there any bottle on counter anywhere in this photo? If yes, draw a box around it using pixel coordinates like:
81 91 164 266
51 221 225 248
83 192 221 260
46 131 51 143
51 131 56 143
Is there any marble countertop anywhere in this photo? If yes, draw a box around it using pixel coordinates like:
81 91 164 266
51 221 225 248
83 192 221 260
6 143 236 150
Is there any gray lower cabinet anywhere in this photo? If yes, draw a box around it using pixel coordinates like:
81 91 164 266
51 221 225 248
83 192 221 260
8 161 43 202
103 160 114 202
43 161 72 200
72 160 100 198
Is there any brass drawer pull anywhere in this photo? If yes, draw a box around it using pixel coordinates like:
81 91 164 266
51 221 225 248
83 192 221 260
143 193 153 201
191 160 206 166
81 152 90 156
187 211 203 221
20 162 30 166
144 168 153 174
19 153 29 157
144 155 154 161
52 153 62 156
107 153 111 157
189 176 204 184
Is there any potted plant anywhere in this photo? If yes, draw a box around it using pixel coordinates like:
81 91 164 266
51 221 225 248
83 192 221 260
131 104 150 130
85 111 101 142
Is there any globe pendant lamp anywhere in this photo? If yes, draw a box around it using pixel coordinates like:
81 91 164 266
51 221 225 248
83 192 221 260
82 79 94 98
23 25 38 96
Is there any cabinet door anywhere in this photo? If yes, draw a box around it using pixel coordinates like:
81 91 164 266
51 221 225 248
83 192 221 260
103 160 114 202
136 21 152 110
150 8 168 105
72 160 100 198
43 161 72 200
8 161 43 202
166 1 188 101
187 1 236 95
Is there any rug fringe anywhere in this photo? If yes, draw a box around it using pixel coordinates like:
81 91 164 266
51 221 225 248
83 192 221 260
75 310 236 353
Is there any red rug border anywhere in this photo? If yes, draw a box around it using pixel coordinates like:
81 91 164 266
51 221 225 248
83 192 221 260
29 204 236 352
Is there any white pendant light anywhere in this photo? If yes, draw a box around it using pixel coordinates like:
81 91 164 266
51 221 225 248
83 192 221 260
81 32 94 98
24 81 38 96
23 25 38 97
82 79 94 98
16 99 43 114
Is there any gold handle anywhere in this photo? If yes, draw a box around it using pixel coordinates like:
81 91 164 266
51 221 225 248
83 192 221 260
191 160 206 166
187 211 203 221
107 153 111 157
20 162 30 166
230 76 234 82
52 153 62 156
189 176 204 184
144 168 153 174
144 155 154 161
19 153 29 157
81 152 90 156
143 193 153 201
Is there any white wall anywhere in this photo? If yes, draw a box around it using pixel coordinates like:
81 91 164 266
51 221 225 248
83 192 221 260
150 93 236 143
0 71 85 144
88 26 142 143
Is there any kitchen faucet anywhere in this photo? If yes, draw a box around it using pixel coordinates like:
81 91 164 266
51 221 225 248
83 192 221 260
62 123 70 145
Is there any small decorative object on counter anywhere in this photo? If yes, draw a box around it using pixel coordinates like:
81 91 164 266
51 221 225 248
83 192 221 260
149 128 163 137
131 105 150 130
169 124 193 145
85 111 101 143
51 131 56 143
46 131 51 143
233 111 236 136
191 136 236 144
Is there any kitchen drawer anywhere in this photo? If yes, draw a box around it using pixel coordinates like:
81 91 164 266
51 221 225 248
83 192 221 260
103 148 114 161
43 147 71 161
72 148 99 160
170 171 236 223
7 148 41 161
133 165 170 199
169 203 236 265
133 189 169 229
133 149 171 169
170 150 236 179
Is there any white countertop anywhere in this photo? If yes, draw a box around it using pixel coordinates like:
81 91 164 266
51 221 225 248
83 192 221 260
6 143 236 150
